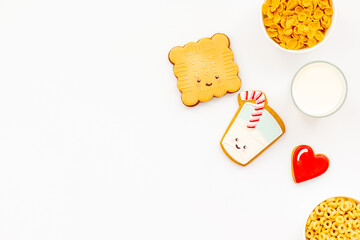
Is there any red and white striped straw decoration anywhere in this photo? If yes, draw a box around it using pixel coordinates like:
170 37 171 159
240 91 266 129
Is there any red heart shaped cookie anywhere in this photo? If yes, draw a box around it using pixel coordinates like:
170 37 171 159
292 145 330 183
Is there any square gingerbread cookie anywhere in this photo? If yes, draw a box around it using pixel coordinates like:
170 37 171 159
169 33 241 106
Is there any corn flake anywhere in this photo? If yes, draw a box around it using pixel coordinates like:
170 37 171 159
303 18 313 25
307 29 316 39
278 3 285 12
307 37 318 47
267 9 274 18
302 0 312 8
325 8 333 15
314 10 324 19
284 28 293 35
274 12 281 23
287 0 299 10
264 18 274 26
287 39 298 49
270 24 281 29
271 0 281 12
295 6 304 14
283 11 296 16
262 0 333 50
298 12 308 21
262 4 269 15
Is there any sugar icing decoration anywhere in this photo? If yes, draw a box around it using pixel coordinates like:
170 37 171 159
220 91 285 166
292 145 330 183
240 90 266 129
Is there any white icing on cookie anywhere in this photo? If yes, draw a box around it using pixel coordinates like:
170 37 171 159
222 120 268 165
221 100 284 166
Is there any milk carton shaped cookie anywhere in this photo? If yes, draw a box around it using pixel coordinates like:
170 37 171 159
220 91 285 166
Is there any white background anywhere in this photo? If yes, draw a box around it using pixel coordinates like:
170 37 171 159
0 0 359 239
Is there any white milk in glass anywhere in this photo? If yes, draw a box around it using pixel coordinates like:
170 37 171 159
292 62 347 117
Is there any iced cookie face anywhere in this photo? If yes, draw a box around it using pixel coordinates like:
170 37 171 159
220 91 286 166
222 121 268 165
169 33 241 106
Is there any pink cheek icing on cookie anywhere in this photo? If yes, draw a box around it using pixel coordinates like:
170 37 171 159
240 91 266 129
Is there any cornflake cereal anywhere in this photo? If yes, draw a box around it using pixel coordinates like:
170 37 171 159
306 197 360 240
262 0 333 50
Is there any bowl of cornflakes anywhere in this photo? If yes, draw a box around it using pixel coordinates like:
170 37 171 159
304 197 360 240
261 0 334 52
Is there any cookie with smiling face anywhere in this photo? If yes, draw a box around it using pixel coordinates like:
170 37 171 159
220 91 285 166
169 33 241 107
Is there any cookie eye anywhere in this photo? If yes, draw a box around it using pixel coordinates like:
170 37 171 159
243 145 247 149
197 79 201 83
215 75 219 79
235 138 239 141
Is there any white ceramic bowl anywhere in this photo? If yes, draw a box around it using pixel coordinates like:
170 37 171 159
261 0 336 53
303 196 360 240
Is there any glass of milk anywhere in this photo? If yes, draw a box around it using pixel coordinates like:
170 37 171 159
291 61 347 118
